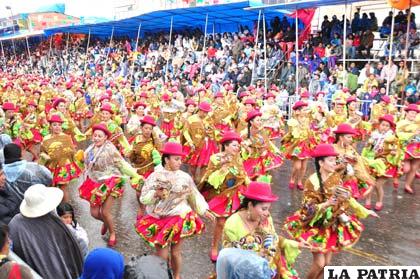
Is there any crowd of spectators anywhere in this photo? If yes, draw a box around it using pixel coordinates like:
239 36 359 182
0 9 419 107
0 7 419 279
2 11 420 101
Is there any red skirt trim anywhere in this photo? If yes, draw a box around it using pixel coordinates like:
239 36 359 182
264 127 284 140
382 161 400 178
79 176 125 206
342 179 371 200
187 139 219 167
182 145 192 161
131 169 153 192
405 142 420 159
135 211 205 248
285 141 313 160
284 213 364 253
50 162 82 186
244 151 283 179
207 185 246 218
15 128 43 148
161 120 179 138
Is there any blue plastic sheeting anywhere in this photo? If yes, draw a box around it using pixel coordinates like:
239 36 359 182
79 17 112 25
44 1 286 37
0 30 45 41
249 0 367 10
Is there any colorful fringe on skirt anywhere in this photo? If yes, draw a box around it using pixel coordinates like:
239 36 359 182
135 211 205 248
188 139 218 167
404 142 420 160
244 151 283 179
131 169 153 192
50 162 82 186
206 186 246 218
265 127 283 140
15 128 43 148
79 176 125 206
285 141 313 160
283 213 364 253
278 253 300 279
162 120 179 138
343 179 371 200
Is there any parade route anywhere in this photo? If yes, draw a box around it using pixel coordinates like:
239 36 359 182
1 1 419 278
69 158 420 279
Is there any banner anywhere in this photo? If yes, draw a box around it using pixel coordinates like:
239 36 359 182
388 0 420 10
288 8 316 46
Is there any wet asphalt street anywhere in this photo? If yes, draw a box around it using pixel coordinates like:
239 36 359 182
66 155 420 279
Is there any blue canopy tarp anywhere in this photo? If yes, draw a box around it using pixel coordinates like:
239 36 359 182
249 0 370 10
0 30 45 41
44 1 288 37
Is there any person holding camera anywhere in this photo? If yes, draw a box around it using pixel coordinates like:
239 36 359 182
218 181 305 279
284 144 379 279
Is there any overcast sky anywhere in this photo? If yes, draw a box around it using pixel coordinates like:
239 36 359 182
0 0 115 19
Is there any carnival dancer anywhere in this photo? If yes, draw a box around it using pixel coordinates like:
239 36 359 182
177 99 197 130
69 88 91 132
333 123 375 199
310 106 332 145
160 93 185 140
39 114 82 202
284 144 379 279
219 182 305 279
326 98 347 128
209 92 235 137
396 104 419 194
198 131 249 262
346 96 368 142
49 98 86 142
261 92 284 139
79 124 143 247
282 101 314 190
236 98 256 134
121 81 136 110
362 115 402 211
311 91 328 114
135 142 215 279
241 110 283 179
1 102 22 140
89 103 131 156
371 95 397 126
17 100 43 161
127 102 147 137
137 91 150 105
182 102 218 183
195 87 213 104
128 115 162 216
176 99 197 157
